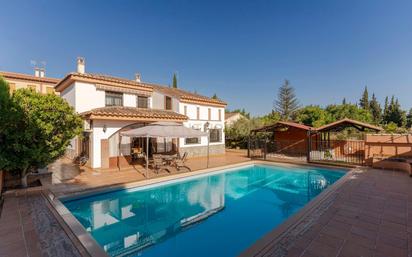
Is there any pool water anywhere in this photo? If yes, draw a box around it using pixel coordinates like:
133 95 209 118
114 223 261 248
63 164 345 257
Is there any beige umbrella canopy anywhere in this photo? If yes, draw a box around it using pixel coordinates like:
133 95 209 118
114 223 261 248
120 122 208 177
121 122 207 138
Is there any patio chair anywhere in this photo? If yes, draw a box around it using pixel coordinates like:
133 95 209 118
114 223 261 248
174 152 191 172
152 154 171 174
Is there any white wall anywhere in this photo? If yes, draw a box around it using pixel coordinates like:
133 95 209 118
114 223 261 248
123 93 137 107
178 102 225 148
91 120 136 168
151 91 179 111
60 84 76 107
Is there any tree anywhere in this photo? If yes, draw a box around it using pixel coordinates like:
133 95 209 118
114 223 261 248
342 98 347 105
359 86 369 111
407 108 412 128
293 105 330 127
0 85 83 187
383 96 406 127
260 110 281 125
369 93 382 124
383 96 389 120
172 73 178 88
274 79 299 120
325 104 373 123
211 93 218 100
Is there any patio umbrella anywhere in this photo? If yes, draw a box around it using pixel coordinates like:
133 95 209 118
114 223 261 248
120 122 208 177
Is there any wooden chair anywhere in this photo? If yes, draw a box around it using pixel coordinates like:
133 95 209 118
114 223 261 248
174 152 190 172
152 154 171 174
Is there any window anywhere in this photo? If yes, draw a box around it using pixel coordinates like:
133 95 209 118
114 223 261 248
28 84 37 91
209 129 222 143
218 109 222 121
208 108 211 120
196 107 200 120
137 96 148 108
105 91 123 106
184 106 187 116
9 83 16 94
185 137 199 145
46 87 54 94
165 96 172 110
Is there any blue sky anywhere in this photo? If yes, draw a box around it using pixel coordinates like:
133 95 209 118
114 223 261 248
1 0 411 115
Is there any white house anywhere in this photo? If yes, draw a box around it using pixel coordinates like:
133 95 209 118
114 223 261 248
55 58 226 169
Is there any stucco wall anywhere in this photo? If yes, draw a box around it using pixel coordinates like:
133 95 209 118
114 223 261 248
365 134 412 160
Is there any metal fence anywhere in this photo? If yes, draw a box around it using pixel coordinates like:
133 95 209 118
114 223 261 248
248 137 366 165
248 138 307 161
309 139 365 165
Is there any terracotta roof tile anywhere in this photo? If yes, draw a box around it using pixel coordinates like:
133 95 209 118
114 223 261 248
251 121 314 132
316 118 382 132
151 85 227 106
0 71 60 84
81 106 188 121
55 72 226 106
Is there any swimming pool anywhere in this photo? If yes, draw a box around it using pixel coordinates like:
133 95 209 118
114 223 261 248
63 164 345 257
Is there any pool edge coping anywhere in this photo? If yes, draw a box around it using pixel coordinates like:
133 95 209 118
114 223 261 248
44 160 354 257
239 163 357 257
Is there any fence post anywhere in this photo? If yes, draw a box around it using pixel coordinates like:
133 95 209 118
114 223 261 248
306 130 311 163
264 138 267 160
247 135 251 158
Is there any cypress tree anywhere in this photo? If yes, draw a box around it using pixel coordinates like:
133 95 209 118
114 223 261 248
369 93 381 123
359 86 369 110
407 108 412 128
172 73 178 88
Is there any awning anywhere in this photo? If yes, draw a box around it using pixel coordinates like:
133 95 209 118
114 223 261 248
120 122 207 138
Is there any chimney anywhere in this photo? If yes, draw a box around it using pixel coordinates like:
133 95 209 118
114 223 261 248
135 73 141 82
77 57 85 74
39 68 45 78
34 67 40 77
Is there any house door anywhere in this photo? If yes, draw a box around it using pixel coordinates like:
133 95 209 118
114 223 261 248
81 132 90 157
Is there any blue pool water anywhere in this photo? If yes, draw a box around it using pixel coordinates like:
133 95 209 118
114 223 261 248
63 164 345 257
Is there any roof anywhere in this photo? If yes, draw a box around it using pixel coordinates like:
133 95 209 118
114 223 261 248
251 121 314 133
225 112 242 120
0 71 60 84
55 72 153 93
151 85 226 107
55 72 226 107
81 106 188 122
315 118 382 132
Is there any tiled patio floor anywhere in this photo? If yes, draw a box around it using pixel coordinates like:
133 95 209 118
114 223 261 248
277 168 412 257
49 149 251 196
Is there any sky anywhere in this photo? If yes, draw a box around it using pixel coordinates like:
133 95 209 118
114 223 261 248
1 0 411 116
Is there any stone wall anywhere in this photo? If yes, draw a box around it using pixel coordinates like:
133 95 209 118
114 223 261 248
180 144 225 158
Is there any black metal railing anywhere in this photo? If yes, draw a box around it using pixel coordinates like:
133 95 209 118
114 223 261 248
309 139 365 165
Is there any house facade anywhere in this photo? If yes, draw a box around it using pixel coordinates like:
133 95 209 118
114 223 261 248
55 58 226 169
225 112 245 126
0 70 59 94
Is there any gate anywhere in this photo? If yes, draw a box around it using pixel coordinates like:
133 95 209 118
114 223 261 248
309 138 365 166
248 137 307 161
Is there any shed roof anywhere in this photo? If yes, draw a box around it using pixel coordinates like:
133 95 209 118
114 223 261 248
251 121 313 133
315 118 382 132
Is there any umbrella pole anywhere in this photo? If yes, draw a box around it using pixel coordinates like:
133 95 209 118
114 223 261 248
118 135 121 171
207 132 210 168
146 136 149 178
